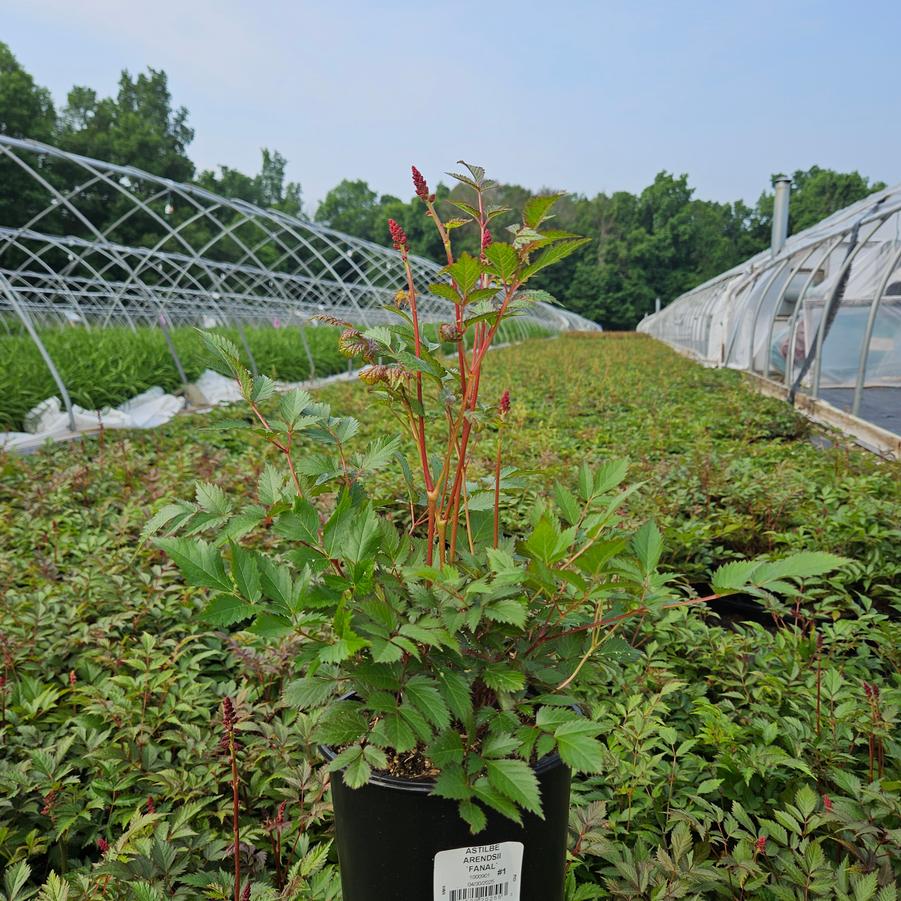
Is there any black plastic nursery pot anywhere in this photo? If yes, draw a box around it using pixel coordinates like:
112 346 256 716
322 745 571 901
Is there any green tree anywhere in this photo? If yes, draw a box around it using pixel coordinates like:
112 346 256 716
58 68 194 182
314 179 383 241
752 166 886 241
0 42 57 228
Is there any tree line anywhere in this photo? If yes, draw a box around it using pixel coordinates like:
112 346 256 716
0 42 887 329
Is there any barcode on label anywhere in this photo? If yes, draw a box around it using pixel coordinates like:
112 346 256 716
449 885 509 900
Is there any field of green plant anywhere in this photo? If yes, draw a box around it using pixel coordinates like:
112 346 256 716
0 333 898 899
0 319 548 431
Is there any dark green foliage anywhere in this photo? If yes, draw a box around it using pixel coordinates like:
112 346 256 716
0 334 898 896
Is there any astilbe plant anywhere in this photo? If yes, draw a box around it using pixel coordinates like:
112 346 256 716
147 162 846 833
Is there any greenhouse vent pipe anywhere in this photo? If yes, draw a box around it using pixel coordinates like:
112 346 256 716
771 176 792 255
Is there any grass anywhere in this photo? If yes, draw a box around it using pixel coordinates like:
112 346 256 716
0 333 898 897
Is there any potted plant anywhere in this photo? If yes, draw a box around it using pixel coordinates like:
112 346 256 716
148 162 844 901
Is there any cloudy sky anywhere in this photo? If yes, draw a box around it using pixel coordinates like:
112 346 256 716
5 0 900 211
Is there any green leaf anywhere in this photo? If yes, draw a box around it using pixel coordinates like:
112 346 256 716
458 800 487 834
484 597 528 628
482 663 525 694
140 502 193 544
155 537 232 592
631 520 662 574
195 482 231 516
278 388 314 427
284 672 337 709
553 484 581 525
258 464 287 505
202 594 256 626
340 503 381 565
444 253 483 296
229 542 261 602
428 731 465 768
370 710 417 753
484 243 519 283
554 723 605 773
438 671 473 723
318 704 368 745
429 282 462 304
345 755 372 789
251 374 276 403
433 766 471 801
486 758 543 817
711 552 848 596
521 238 590 281
404 676 451 730
523 193 564 229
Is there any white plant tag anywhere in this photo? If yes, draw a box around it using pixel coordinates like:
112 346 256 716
433 841 524 900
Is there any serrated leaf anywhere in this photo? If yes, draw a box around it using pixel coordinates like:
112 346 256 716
429 282 462 304
631 520 662 574
554 723 605 772
202 594 256 626
155 537 232 592
484 597 528 628
284 672 336 709
258 464 287 505
521 238 590 281
482 664 525 694
458 800 487 834
486 758 542 817
404 676 451 730
523 193 564 229
195 481 231 516
484 243 519 283
444 253 483 296
140 503 193 544
229 542 261 602
438 671 473 723
370 710 416 753
434 766 471 801
318 704 368 745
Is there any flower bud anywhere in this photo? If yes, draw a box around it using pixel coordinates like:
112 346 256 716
755 836 767 852
822 794 832 812
481 226 493 252
412 166 430 201
499 389 511 416
222 697 236 735
388 218 409 251
439 323 462 343
97 837 110 855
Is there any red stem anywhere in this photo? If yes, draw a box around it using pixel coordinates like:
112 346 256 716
230 736 240 901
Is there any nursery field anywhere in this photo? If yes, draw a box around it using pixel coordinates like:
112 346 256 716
0 319 548 430
0 333 899 899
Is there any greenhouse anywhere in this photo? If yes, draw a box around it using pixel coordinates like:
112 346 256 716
0 136 598 439
638 179 901 445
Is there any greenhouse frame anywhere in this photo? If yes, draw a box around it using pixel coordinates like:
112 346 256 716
639 182 901 449
0 136 598 432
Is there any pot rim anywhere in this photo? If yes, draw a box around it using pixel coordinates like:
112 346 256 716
320 741 566 793
320 692 576 793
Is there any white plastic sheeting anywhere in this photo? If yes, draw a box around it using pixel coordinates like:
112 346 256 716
638 183 901 436
0 387 186 453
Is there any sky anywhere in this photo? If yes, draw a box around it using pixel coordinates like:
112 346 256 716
5 0 901 212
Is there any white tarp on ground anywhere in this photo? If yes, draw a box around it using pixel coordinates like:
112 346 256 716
0 368 361 453
0 386 186 453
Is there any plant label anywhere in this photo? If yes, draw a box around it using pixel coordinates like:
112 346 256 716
433 840 524 900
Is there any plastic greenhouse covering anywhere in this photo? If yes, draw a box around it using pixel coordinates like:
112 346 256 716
0 136 599 444
638 183 901 438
